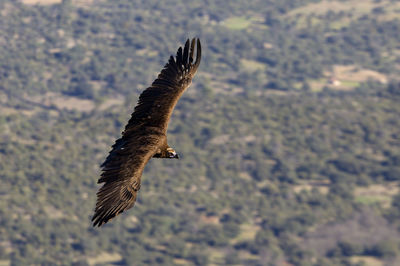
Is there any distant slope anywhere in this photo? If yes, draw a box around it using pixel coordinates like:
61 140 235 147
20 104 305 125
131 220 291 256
0 0 400 265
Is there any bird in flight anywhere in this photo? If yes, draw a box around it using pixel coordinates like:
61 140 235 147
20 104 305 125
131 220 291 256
92 38 201 227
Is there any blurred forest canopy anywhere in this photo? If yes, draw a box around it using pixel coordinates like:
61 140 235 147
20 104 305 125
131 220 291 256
0 0 400 265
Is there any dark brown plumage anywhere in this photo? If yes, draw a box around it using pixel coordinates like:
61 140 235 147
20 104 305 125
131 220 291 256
92 38 201 227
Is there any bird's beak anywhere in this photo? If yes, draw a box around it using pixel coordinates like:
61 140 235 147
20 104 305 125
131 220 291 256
174 153 179 159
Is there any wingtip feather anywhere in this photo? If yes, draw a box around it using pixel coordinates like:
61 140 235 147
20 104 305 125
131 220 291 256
183 39 190 68
176 47 183 71
195 38 201 68
189 38 196 64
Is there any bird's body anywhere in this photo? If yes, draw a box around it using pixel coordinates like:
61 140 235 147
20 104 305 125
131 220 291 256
92 39 201 227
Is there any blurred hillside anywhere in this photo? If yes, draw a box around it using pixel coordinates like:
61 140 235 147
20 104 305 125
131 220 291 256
0 0 400 265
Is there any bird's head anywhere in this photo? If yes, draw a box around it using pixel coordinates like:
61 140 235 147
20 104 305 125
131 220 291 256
166 148 179 159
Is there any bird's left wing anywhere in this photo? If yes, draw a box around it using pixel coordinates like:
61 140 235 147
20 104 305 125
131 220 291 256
126 38 201 133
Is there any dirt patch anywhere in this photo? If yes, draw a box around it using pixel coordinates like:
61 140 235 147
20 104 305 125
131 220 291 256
1 3 15 17
354 183 399 208
87 252 122 266
293 180 330 195
21 0 94 6
43 205 64 219
239 172 253 181
242 135 256 143
350 256 384 266
98 95 124 110
200 215 220 225
0 106 37 117
0 260 10 266
310 65 388 91
29 92 95 112
72 0 94 7
287 0 398 17
173 259 192 265
332 65 388 84
231 223 260 244
210 134 230 145
304 209 400 256
136 48 158 57
0 241 12 255
287 0 400 29
0 91 8 104
21 0 62 5
241 59 266 72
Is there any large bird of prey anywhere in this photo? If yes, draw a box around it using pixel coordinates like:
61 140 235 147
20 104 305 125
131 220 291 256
92 38 201 227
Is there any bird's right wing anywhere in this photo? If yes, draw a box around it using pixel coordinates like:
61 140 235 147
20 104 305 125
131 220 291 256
92 133 160 227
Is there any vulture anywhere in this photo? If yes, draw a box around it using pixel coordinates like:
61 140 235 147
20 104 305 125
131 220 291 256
92 38 201 227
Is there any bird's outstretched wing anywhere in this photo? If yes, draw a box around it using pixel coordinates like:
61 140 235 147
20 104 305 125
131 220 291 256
126 38 201 132
92 38 201 227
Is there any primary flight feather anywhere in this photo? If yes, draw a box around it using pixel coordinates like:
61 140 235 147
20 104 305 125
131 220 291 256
92 38 201 227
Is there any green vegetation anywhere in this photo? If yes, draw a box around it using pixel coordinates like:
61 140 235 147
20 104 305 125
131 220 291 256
0 0 400 265
222 16 253 30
